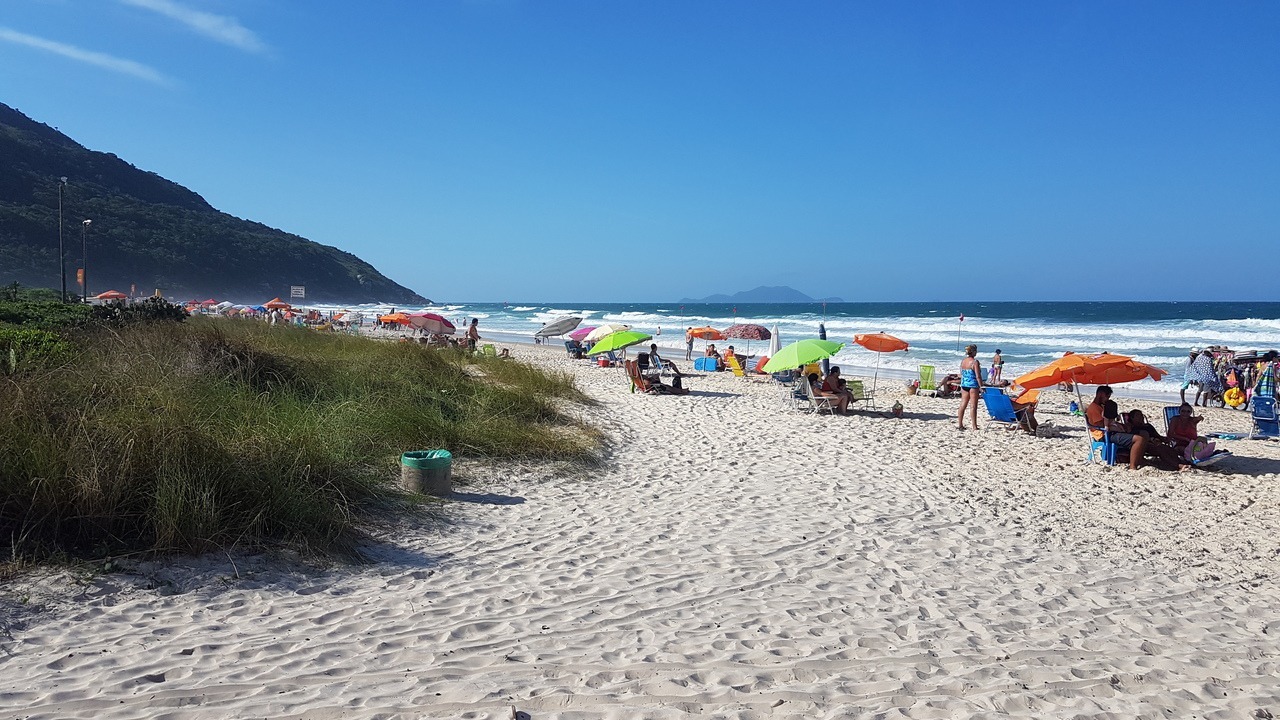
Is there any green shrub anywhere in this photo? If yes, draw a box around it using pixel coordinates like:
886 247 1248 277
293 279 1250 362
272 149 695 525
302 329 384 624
0 327 74 374
0 319 597 560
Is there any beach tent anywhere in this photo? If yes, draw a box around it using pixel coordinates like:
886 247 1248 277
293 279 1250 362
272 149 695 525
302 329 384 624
264 297 292 310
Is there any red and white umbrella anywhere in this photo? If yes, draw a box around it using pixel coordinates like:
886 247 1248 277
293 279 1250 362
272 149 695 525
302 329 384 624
407 312 456 334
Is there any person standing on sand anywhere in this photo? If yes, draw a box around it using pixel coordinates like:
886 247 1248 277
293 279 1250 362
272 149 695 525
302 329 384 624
957 344 983 430
466 318 480 351
685 328 694 360
990 349 1004 383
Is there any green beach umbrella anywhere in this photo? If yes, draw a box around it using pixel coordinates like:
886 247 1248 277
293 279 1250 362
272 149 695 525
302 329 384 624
586 330 653 355
761 339 844 373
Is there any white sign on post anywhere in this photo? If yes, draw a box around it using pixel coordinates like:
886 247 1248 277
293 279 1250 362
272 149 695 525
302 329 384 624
290 285 305 299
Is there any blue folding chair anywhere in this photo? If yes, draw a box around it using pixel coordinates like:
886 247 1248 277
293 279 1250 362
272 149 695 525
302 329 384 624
982 387 1032 433
1087 428 1118 465
1162 406 1180 435
1252 396 1279 440
982 387 1019 424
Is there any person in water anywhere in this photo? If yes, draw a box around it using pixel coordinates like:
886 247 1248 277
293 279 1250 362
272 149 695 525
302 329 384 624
957 344 983 430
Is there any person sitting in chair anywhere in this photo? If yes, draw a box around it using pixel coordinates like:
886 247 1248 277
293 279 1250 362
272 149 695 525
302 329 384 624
808 372 850 414
1169 403 1211 455
822 366 856 411
1125 409 1166 443
648 344 682 377
1088 387 1181 470
705 344 722 371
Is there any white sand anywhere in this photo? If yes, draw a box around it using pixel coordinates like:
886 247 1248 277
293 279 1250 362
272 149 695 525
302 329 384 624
4 343 1280 719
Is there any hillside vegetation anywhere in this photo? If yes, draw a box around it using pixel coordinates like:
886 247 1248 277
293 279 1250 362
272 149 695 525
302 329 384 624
0 102 427 304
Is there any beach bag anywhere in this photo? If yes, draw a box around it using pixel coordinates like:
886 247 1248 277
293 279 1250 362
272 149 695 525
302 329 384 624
1184 439 1216 463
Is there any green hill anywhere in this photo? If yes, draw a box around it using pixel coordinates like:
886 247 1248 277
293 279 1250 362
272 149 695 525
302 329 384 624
0 102 428 304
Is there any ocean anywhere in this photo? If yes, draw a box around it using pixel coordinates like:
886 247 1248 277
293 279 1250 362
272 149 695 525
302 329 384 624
306 301 1280 397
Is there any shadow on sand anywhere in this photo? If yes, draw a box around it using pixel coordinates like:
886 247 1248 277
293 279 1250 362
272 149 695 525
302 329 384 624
448 491 526 506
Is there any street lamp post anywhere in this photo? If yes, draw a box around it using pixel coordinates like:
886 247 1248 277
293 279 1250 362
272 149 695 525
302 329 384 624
58 177 68 302
81 219 92 301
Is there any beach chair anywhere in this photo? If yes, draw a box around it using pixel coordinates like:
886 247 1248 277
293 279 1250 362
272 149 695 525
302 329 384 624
916 365 938 397
481 343 497 358
847 379 873 407
983 387 1028 431
799 377 837 414
1251 397 1279 440
1162 406 1180 435
624 360 655 393
769 370 802 407
1087 428 1118 465
564 340 583 359
725 355 764 381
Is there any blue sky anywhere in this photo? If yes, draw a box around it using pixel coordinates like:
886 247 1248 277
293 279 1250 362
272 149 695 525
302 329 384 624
3 1 1277 302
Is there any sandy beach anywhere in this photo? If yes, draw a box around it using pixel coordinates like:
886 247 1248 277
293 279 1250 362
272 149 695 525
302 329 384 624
4 342 1280 719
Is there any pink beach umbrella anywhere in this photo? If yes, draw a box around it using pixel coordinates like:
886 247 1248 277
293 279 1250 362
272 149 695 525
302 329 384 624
569 326 597 342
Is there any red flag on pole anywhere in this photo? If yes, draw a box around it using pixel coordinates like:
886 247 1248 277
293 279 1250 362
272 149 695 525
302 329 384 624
959 313 965 322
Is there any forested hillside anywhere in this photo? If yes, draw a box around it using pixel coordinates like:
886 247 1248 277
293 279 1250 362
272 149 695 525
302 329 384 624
0 103 427 303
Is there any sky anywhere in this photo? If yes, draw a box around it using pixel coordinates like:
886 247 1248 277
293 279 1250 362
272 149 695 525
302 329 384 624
2 1 1278 303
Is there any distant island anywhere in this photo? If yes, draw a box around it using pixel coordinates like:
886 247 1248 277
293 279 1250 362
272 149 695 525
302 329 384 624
0 103 427 304
680 285 843 304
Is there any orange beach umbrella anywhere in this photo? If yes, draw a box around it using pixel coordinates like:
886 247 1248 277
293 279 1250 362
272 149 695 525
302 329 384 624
264 297 292 310
379 312 411 326
854 333 909 404
1013 352 1132 390
94 290 127 300
1077 359 1167 386
688 326 726 341
853 333 909 353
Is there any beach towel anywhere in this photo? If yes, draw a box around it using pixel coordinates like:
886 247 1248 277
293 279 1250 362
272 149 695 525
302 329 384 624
1186 354 1219 391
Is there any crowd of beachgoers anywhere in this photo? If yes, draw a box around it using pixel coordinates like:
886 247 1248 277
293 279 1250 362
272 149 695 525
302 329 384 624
5 306 1280 718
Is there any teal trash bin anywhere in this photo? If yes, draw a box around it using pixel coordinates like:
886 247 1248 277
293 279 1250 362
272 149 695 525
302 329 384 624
401 450 452 495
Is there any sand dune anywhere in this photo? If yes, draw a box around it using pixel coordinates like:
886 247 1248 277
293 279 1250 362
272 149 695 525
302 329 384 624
4 344 1279 718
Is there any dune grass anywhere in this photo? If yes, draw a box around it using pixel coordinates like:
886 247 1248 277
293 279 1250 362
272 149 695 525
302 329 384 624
0 318 597 560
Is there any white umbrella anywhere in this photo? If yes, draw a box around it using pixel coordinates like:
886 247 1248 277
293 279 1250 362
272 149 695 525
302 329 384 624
584 323 630 343
768 324 781 357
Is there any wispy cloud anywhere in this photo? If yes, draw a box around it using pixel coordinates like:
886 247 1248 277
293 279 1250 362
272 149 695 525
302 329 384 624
120 0 267 54
0 26 169 85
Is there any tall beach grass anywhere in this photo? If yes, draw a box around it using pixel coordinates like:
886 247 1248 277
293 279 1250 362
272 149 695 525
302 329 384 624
0 318 597 560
